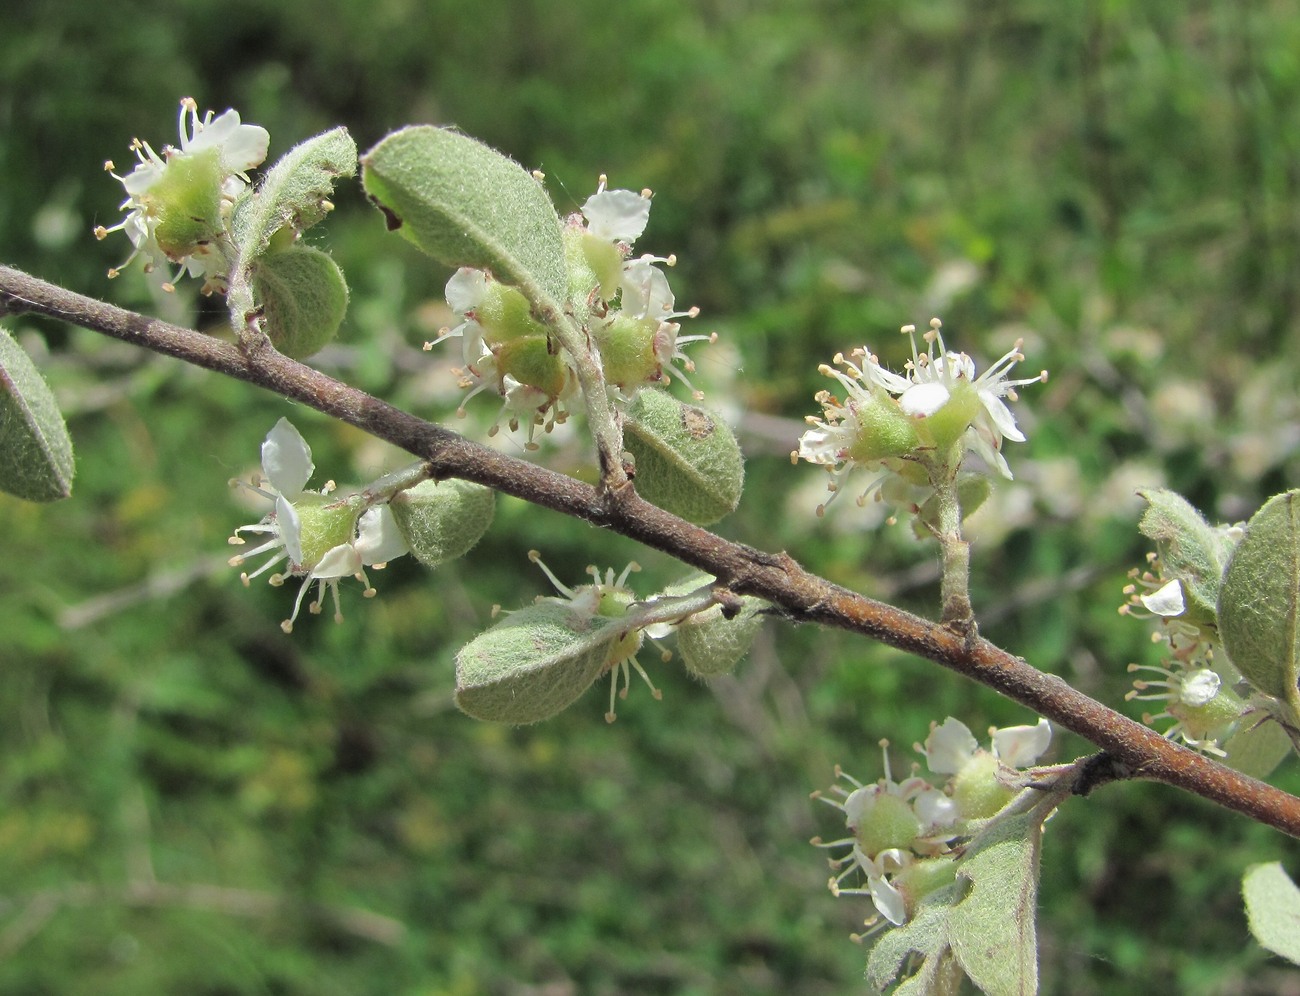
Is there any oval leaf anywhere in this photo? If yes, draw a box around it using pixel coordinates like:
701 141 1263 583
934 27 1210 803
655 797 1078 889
388 479 495 567
455 601 620 725
361 126 567 306
0 327 74 502
948 811 1042 996
1218 490 1300 709
1244 862 1300 966
1137 488 1233 629
253 246 349 358
623 388 744 525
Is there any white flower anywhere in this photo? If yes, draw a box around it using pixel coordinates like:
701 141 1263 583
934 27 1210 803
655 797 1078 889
96 97 269 290
812 744 958 927
796 320 1047 513
794 348 921 514
899 319 1047 478
228 418 408 632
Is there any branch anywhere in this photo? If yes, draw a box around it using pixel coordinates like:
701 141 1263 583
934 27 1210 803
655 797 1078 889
5 263 1300 838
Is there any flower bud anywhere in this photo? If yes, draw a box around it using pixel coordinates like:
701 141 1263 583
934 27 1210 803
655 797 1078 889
594 313 660 389
292 495 363 570
494 335 573 399
388 479 495 567
147 149 228 260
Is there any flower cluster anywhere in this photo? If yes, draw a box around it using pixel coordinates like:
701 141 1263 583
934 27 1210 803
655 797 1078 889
813 717 1051 931
227 419 408 632
796 319 1046 514
427 177 710 446
96 97 269 293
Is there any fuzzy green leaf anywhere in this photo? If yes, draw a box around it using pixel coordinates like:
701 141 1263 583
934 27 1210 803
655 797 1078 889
252 246 349 358
388 479 495 568
623 388 744 525
0 327 74 502
232 127 358 259
1218 491 1300 710
948 811 1042 996
1137 488 1233 630
455 602 620 725
866 886 960 994
1244 862 1300 966
361 126 567 306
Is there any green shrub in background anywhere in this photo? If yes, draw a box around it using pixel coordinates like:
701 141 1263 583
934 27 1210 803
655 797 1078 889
2 2 1300 993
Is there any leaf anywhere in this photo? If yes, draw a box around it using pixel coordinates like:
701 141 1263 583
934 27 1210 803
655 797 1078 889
1136 488 1232 630
1218 491 1300 710
623 388 745 525
866 885 959 993
252 246 349 358
388 479 496 567
360 126 567 306
231 127 358 260
1222 714 1293 780
0 327 74 502
226 127 357 330
1244 862 1300 966
948 811 1042 996
454 602 621 724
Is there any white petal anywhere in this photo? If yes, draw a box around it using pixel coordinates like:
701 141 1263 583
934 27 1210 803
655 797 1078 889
992 718 1052 768
868 873 909 926
977 391 1026 442
899 381 951 418
797 428 843 465
313 542 363 580
913 788 959 829
355 506 409 565
121 162 164 197
445 267 488 314
1140 579 1185 617
840 785 875 830
276 495 304 566
582 188 651 242
1180 669 1221 708
620 259 674 318
924 717 978 775
221 123 270 173
262 418 314 496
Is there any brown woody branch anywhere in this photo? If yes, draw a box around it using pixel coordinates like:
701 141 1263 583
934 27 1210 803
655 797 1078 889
4 263 1299 838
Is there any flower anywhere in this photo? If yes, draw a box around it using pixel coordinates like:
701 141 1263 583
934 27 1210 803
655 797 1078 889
228 418 408 632
1126 642 1245 754
95 97 269 292
812 743 959 927
795 319 1047 513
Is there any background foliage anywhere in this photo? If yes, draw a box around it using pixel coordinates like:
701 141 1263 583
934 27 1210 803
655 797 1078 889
4 1 1300 992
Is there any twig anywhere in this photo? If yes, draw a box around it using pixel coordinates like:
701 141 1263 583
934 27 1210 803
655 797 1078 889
5 263 1300 838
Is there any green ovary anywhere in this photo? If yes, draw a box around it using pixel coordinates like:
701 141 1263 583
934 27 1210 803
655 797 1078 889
292 499 359 569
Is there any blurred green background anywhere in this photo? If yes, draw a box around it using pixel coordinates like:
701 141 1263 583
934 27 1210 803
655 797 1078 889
4 1 1300 993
